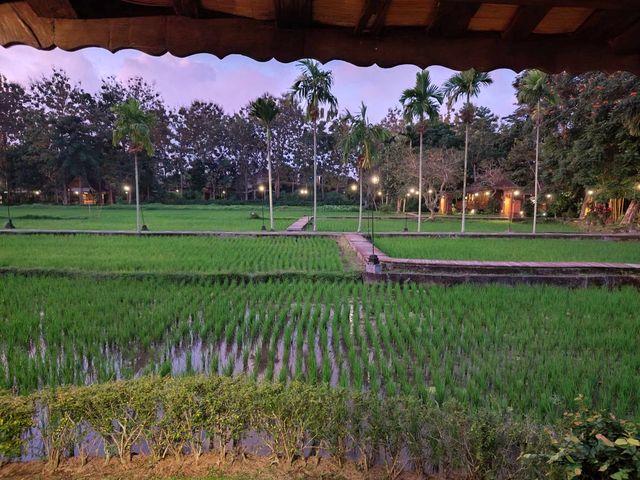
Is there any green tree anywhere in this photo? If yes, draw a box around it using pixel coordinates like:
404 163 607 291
112 98 155 233
291 59 338 231
517 69 556 233
443 69 493 232
400 70 443 231
338 103 389 232
249 95 279 230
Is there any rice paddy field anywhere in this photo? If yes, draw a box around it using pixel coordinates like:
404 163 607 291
1 275 638 422
315 216 579 233
0 235 350 275
2 204 579 233
2 204 311 231
375 237 640 263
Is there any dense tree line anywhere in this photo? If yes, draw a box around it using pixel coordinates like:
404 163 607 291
0 68 638 218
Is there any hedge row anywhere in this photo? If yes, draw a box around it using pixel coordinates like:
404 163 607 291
1 375 549 478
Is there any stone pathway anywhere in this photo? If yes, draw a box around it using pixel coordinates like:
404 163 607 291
286 216 312 231
343 233 640 287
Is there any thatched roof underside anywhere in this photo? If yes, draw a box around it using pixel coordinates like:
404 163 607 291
1 0 639 73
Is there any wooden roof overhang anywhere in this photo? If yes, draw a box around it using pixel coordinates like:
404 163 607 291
0 0 639 73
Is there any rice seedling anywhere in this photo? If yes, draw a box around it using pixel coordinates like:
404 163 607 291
375 237 640 263
1 274 639 421
0 235 350 275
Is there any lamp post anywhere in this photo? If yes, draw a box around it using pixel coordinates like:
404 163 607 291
258 185 266 231
508 189 520 233
404 190 413 232
369 175 380 264
124 185 131 204
4 188 14 229
299 187 309 222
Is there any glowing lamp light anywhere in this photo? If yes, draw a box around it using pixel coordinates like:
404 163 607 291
406 193 410 197
514 190 521 197
258 185 265 193
175 189 179 193
474 192 479 197
636 184 640 191
587 190 594 195
350 184 358 192
519 211 524 216
409 188 415 194
470 209 476 214
34 190 41 196
428 189 434 194
377 190 383 197
485 191 491 196
222 190 226 194
123 185 131 192
545 193 552 199
370 175 380 185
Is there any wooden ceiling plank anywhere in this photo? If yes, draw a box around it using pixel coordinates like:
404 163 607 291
25 0 76 19
502 5 550 39
443 0 640 11
173 0 202 17
429 0 480 37
610 19 640 53
356 0 392 34
274 0 312 28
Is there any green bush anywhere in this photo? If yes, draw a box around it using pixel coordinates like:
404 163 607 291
525 396 640 479
5 377 632 480
0 393 33 465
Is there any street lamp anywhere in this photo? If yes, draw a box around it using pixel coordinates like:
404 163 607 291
258 185 266 231
508 189 521 233
123 185 131 204
369 175 380 264
404 192 411 232
299 187 310 221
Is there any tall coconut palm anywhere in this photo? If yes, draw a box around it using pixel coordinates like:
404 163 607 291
400 70 443 232
250 95 279 231
443 69 493 233
338 102 389 232
291 59 338 231
112 98 155 233
517 69 556 234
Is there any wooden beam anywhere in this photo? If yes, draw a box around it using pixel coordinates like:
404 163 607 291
274 0 312 28
355 0 392 35
444 0 640 10
429 0 480 37
610 19 640 53
502 5 550 40
173 0 201 18
25 0 76 18
1 6 639 74
575 10 640 40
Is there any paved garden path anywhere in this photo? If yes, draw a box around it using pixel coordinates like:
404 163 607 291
286 216 312 231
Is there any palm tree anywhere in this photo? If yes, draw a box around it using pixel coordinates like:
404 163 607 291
517 69 556 234
400 70 443 232
112 98 155 233
291 59 338 231
249 95 279 231
443 69 493 233
338 102 389 232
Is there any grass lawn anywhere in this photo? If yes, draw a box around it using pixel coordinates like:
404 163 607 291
0 235 350 275
2 275 638 421
2 204 313 231
375 236 640 263
316 216 578 233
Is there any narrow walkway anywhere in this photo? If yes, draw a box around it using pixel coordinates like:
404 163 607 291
344 233 640 287
286 216 312 232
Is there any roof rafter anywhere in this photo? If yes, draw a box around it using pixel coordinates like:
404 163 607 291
355 0 392 35
274 0 312 28
25 0 76 18
502 5 550 40
429 0 481 37
610 19 640 53
173 0 202 18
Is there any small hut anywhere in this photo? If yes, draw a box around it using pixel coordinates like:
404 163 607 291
461 178 527 218
68 177 106 205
